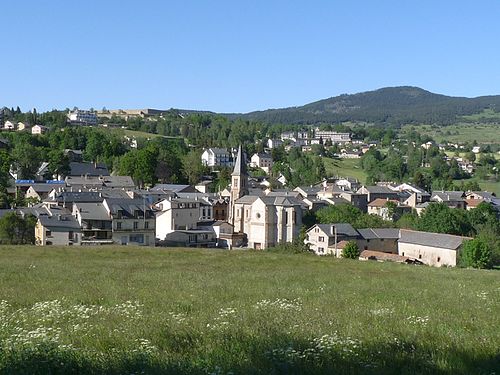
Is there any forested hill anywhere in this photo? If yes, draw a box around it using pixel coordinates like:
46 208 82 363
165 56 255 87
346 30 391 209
225 86 500 125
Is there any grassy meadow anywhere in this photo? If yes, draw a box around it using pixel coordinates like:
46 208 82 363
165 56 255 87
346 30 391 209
323 157 367 183
0 246 499 374
400 123 500 144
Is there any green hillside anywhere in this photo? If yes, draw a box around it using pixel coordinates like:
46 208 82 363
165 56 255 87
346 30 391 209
0 246 498 374
228 86 500 125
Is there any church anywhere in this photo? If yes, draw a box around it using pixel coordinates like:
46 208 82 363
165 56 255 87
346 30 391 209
228 146 304 249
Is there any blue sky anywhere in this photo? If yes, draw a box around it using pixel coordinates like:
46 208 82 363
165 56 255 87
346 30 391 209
2 0 500 113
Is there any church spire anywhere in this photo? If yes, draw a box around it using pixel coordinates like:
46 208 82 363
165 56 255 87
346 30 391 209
228 145 248 225
232 145 247 176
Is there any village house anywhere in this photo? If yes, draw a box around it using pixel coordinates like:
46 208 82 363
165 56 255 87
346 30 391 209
250 153 273 173
356 228 400 253
35 206 81 246
430 191 466 209
357 185 399 203
201 148 234 168
31 124 48 135
155 197 201 240
305 223 359 256
72 202 113 245
3 120 15 130
17 122 29 131
102 197 155 246
267 139 283 149
367 198 411 221
398 229 469 267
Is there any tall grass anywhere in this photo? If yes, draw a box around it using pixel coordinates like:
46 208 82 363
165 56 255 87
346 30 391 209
0 246 498 374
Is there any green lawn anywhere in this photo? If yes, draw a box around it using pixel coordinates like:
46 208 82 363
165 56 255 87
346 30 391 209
323 157 367 183
0 246 498 374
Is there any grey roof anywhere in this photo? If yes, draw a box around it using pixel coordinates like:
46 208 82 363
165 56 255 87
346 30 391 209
53 191 104 203
260 196 303 207
399 229 467 250
326 197 350 205
65 176 104 187
431 191 465 201
75 203 110 221
29 183 57 193
150 184 196 193
102 176 135 188
357 228 400 240
265 190 302 199
235 195 260 204
208 148 231 155
359 186 397 194
69 162 109 177
415 201 431 208
104 198 152 215
468 191 497 201
37 207 81 232
294 186 321 196
232 145 247 176
312 223 359 237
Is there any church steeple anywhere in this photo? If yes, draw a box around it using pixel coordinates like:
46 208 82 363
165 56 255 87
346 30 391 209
231 145 248 199
229 145 248 225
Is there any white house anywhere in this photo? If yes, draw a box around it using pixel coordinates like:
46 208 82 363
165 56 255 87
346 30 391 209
267 139 283 149
155 198 201 240
31 124 48 135
201 148 234 168
3 120 15 130
250 153 273 173
305 223 359 256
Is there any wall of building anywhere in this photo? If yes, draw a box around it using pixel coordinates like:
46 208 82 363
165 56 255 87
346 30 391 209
398 242 457 267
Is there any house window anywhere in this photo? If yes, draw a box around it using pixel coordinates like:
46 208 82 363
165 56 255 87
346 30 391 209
133 221 138 230
402 252 405 256
116 222 122 230
284 211 288 225
418 254 422 259
145 221 149 229
233 178 238 187
437 257 441 262
318 247 324 253
46 230 52 237
319 236 324 242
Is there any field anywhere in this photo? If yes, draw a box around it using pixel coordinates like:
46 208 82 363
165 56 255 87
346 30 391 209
0 247 499 374
400 123 500 144
323 157 367 183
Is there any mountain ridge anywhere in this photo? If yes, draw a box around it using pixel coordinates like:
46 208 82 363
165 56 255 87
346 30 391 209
216 86 500 125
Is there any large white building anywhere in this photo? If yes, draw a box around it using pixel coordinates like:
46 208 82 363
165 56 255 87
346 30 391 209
201 148 234 168
68 110 98 126
314 129 351 143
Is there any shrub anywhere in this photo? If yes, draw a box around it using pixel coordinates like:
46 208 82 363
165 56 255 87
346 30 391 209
460 238 492 269
342 241 360 259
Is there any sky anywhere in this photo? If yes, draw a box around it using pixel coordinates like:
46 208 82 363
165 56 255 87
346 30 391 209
2 0 500 113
